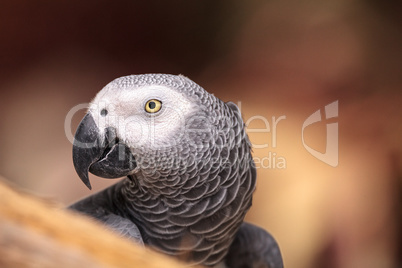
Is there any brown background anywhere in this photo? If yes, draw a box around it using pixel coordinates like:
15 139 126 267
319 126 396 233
1 1 401 267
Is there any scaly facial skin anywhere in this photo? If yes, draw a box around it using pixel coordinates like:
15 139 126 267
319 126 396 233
72 74 256 266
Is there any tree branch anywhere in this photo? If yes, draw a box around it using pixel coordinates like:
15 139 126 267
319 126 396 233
0 177 198 268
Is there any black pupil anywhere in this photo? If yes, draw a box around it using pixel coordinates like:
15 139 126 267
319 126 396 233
101 109 108 116
148 101 156 109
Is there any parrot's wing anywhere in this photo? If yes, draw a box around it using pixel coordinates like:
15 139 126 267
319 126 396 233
225 222 283 268
68 182 143 245
101 213 144 245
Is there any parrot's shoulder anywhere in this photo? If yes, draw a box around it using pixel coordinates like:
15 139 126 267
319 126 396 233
225 101 241 115
68 182 144 245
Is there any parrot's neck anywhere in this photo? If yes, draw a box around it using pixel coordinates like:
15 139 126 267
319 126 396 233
116 152 256 266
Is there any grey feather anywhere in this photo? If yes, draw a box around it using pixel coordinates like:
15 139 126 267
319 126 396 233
225 222 284 268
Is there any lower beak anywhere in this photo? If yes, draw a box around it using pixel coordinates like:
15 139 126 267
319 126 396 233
72 113 136 190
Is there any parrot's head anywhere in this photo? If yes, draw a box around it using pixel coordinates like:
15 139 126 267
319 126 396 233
73 74 236 191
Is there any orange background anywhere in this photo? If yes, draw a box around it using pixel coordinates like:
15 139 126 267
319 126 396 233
1 1 401 267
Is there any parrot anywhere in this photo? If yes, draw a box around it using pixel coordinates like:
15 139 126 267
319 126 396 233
69 74 283 268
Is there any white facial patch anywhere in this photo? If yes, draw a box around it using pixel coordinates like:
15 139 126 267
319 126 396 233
89 84 195 151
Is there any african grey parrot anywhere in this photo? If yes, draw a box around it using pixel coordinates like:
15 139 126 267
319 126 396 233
69 74 283 268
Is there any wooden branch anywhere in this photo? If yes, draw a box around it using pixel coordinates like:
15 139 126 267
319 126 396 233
0 177 198 268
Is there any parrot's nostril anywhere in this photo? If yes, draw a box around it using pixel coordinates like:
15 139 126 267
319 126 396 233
100 109 108 116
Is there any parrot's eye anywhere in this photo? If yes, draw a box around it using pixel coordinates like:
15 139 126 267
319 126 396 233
145 99 162 113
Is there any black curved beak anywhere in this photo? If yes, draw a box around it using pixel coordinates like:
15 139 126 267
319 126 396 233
72 113 136 190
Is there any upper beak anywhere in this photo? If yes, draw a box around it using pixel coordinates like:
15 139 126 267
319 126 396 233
72 113 136 190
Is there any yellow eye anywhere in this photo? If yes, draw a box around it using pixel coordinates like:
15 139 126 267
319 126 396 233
145 99 162 113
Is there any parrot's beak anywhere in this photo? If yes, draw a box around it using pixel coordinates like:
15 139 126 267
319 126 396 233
72 113 136 190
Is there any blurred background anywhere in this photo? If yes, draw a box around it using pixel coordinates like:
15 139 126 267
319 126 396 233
0 0 401 267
